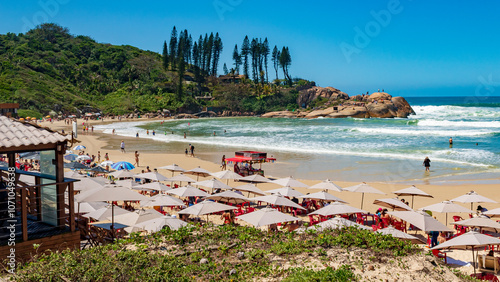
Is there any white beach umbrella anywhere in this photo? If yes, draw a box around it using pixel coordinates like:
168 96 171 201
251 194 305 210
377 226 423 244
166 173 197 185
388 210 452 232
82 205 132 221
135 182 172 192
450 191 497 211
133 171 169 182
307 217 371 231
309 202 367 217
420 200 473 225
343 182 385 209
140 194 185 208
432 231 500 274
73 177 104 192
133 215 188 233
206 190 250 205
76 155 91 161
266 186 305 198
112 209 164 233
167 185 210 198
178 200 236 217
236 207 299 227
74 201 108 214
300 191 347 203
270 176 309 188
184 166 212 180
114 179 139 189
158 163 186 176
452 216 500 233
210 170 243 184
238 174 270 184
483 208 500 218
193 178 232 191
232 184 266 196
373 198 413 211
393 185 433 209
99 160 114 167
308 179 343 192
64 171 85 178
109 170 135 179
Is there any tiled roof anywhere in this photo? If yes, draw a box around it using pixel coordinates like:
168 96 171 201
0 116 70 148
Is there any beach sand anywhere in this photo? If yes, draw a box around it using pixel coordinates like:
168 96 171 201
47 118 500 276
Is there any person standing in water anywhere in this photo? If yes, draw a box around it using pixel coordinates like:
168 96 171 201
423 157 431 172
449 137 453 148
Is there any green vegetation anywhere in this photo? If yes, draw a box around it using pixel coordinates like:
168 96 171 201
13 225 422 281
0 23 305 117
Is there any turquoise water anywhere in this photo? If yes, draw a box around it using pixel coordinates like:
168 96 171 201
95 96 500 183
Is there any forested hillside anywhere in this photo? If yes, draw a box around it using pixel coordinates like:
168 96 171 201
0 23 306 117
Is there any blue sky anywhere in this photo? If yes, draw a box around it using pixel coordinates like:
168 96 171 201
1 0 500 97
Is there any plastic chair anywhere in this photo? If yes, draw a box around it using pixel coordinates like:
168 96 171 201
432 249 447 264
356 213 366 225
308 215 319 226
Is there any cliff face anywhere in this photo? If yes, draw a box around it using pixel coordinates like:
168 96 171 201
264 88 415 119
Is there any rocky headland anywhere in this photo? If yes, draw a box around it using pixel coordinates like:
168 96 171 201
262 87 415 119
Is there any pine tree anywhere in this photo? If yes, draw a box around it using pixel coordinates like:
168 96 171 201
250 38 258 82
279 46 292 85
169 26 178 69
263 38 270 83
232 44 241 74
162 40 169 70
223 63 229 75
271 45 279 80
241 36 250 78
211 32 223 76
177 48 185 100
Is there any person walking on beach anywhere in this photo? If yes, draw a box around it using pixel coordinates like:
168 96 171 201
221 155 226 170
423 157 431 172
97 151 101 163
190 145 195 157
105 152 109 161
134 151 140 167
185 148 188 156
120 140 125 153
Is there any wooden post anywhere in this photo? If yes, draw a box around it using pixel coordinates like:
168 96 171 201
35 176 42 221
56 143 66 228
21 187 28 241
68 182 75 232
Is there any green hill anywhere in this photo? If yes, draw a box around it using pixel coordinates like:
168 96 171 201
0 24 302 117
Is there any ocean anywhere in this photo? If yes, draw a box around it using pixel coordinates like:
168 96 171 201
95 96 500 184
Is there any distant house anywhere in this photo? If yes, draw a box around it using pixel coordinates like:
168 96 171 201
0 103 19 118
218 74 245 84
0 116 79 265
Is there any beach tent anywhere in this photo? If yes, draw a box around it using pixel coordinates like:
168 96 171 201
420 200 473 225
158 163 186 176
308 179 344 192
251 194 305 210
270 176 309 188
300 191 347 203
236 207 299 227
167 185 210 198
266 186 305 198
393 185 433 209
206 190 250 205
343 182 385 209
388 210 452 232
431 231 500 274
232 184 266 196
450 191 497 211
373 198 413 211
133 215 188 233
307 217 371 231
308 202 367 217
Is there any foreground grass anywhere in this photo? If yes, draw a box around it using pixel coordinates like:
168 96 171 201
12 225 419 281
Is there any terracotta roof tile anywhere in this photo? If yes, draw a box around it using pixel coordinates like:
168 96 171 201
0 116 70 149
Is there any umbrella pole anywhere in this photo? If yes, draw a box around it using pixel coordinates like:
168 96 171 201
472 248 476 275
111 203 115 242
411 195 414 209
361 193 364 209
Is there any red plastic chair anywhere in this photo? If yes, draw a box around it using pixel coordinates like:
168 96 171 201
308 215 319 226
432 249 447 264
393 221 406 232
356 213 366 225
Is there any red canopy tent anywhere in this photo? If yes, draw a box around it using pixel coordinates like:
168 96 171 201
225 151 276 176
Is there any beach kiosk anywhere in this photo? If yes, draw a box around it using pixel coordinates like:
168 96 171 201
225 151 276 176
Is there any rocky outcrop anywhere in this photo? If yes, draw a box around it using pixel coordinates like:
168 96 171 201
261 111 297 118
174 113 199 119
297 86 349 107
392 96 416 118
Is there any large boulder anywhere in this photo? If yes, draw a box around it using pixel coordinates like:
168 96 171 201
261 111 297 118
297 86 349 107
305 107 336 119
366 102 398 118
366 92 392 103
392 96 415 118
328 106 369 118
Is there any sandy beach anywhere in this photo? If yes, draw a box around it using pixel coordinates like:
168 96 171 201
47 118 500 276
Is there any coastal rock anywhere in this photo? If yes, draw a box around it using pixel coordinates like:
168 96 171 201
194 111 217 118
365 102 398 118
367 92 392 102
297 86 349 107
328 106 369 118
174 113 199 119
391 96 416 117
305 107 336 119
261 111 297 118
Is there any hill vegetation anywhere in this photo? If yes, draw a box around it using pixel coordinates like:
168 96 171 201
0 23 306 117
